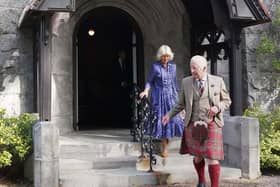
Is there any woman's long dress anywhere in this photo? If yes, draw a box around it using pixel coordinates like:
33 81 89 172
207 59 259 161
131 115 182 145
145 61 184 139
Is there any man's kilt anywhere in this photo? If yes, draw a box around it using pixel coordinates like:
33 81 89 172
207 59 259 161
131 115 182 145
180 121 224 160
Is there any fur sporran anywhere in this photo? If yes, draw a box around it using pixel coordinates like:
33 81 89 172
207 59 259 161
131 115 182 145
192 120 208 144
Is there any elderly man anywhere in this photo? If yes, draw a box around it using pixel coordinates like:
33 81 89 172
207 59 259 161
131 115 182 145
162 55 231 187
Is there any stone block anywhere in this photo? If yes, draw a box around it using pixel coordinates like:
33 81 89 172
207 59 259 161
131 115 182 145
52 115 73 135
224 116 260 179
224 144 241 168
52 75 73 117
240 117 260 179
34 160 59 187
223 116 241 147
241 117 259 148
0 0 28 8
0 8 20 34
33 121 59 187
241 147 260 179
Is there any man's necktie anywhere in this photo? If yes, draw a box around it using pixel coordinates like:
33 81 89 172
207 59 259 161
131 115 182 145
198 80 204 96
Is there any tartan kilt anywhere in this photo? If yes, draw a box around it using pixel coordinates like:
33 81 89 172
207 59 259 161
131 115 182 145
180 121 224 160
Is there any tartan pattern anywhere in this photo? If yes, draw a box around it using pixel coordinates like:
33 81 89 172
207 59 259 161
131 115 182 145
180 121 224 160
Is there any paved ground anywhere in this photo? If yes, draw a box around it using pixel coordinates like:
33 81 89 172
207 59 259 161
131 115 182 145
142 174 280 187
0 174 279 186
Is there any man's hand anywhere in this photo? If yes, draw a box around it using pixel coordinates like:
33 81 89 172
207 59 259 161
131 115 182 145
207 106 219 118
162 115 170 126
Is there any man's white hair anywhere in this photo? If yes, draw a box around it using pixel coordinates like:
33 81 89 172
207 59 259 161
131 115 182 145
190 55 207 69
156 45 174 60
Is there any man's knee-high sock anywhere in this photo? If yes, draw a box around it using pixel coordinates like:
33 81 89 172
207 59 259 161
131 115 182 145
193 159 206 184
208 164 220 187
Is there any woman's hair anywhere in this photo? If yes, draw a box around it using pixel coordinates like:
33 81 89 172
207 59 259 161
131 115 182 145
190 55 207 69
156 45 174 60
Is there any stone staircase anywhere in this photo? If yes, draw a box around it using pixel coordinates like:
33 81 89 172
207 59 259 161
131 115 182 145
58 130 242 187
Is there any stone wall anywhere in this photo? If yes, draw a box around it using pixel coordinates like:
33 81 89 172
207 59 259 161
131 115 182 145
0 0 34 116
244 0 280 111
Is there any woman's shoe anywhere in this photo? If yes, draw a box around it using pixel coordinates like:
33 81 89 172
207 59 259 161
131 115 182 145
161 151 168 158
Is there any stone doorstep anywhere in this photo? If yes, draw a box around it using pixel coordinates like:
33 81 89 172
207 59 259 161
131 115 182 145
59 166 241 187
59 132 241 186
59 169 161 187
59 153 241 187
59 137 181 160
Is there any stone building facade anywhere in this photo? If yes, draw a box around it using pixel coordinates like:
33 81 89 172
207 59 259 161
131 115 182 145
244 0 280 110
1 0 277 185
0 0 34 116
0 0 278 134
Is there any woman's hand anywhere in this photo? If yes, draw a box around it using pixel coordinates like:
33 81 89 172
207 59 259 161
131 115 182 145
181 110 186 119
139 89 149 98
162 115 170 126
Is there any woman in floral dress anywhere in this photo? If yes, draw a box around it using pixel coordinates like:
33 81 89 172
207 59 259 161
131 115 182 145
140 45 184 157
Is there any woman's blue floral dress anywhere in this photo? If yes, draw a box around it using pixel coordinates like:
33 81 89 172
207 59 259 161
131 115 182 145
145 61 184 139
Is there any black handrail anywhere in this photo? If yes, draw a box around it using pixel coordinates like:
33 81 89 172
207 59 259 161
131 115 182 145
130 84 157 172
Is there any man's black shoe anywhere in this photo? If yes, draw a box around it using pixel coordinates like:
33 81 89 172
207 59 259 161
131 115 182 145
197 183 206 187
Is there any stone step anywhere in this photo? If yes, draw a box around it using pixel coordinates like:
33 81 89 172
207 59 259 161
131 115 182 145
60 156 138 171
59 135 181 160
60 153 191 174
59 167 161 187
60 159 93 171
60 142 141 159
92 156 138 169
59 132 142 159
60 152 242 187
59 165 241 187
59 130 242 187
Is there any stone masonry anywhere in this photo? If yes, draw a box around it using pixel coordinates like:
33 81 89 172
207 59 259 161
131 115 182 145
244 0 280 111
0 0 34 116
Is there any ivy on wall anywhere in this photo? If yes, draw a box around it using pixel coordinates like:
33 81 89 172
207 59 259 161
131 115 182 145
256 5 280 72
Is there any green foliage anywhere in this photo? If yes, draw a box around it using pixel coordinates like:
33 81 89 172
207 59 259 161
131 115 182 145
272 58 280 71
244 105 280 170
272 5 280 27
0 109 37 168
256 35 277 55
260 131 280 170
256 4 280 72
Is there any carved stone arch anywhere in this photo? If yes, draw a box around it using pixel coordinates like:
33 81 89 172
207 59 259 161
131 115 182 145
71 0 156 40
69 0 189 78
70 0 185 39
169 0 186 18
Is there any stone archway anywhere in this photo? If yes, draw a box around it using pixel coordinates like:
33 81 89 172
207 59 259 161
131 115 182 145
72 7 144 130
50 0 190 134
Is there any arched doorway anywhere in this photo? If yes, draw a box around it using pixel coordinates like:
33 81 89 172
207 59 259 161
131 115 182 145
73 7 144 130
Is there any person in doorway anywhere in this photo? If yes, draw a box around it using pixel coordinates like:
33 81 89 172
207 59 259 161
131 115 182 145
115 50 129 88
112 49 131 128
139 45 184 158
162 55 231 187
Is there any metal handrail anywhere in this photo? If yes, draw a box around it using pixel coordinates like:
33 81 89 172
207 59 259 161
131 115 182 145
130 84 157 172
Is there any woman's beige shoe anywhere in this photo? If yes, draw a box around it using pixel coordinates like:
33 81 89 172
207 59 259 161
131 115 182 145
161 151 168 158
